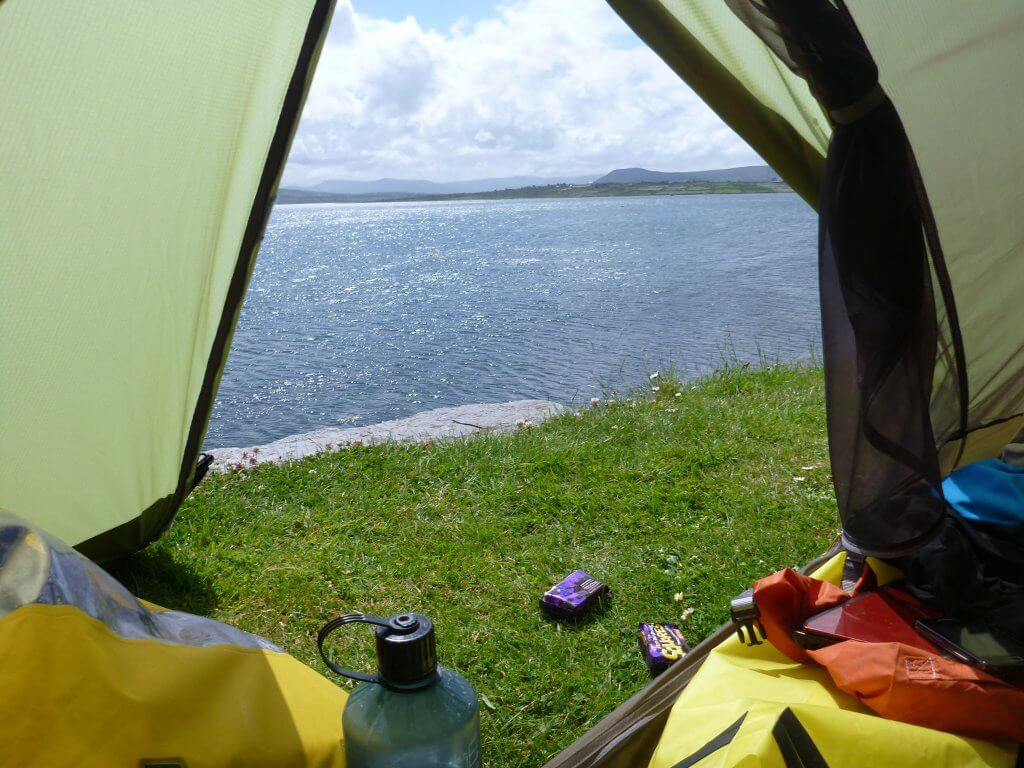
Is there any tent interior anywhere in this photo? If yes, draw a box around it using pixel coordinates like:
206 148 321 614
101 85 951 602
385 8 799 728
1 0 1023 765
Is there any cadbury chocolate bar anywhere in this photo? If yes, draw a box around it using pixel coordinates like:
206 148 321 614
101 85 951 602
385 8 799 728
540 570 611 621
638 622 689 675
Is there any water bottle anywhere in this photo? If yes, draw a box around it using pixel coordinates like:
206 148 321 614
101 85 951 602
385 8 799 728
318 611 481 768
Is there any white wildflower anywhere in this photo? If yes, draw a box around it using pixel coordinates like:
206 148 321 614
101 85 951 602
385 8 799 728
680 607 695 621
649 372 659 380
673 592 685 602
590 397 600 406
793 476 806 482
651 386 660 392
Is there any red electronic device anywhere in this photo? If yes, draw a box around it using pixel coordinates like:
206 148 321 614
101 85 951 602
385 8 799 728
794 586 942 653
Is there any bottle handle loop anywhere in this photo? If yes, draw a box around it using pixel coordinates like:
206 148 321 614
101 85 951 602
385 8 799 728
317 612 419 683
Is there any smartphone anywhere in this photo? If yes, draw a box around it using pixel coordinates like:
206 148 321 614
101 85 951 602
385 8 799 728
916 618 1024 681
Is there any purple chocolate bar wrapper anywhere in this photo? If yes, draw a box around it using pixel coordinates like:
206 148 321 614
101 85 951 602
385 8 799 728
638 622 689 674
540 570 610 619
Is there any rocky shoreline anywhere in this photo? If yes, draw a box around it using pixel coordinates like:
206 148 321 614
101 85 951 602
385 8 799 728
208 399 569 472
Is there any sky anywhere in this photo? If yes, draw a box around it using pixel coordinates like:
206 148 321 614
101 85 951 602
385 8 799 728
281 0 761 187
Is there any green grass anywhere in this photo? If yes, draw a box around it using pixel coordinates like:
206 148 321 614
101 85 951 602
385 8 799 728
113 363 838 767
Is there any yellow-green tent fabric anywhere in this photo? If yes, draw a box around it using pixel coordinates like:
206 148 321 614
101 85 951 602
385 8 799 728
607 0 1024 473
0 0 333 561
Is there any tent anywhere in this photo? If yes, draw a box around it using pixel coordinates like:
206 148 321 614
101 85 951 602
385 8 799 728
545 1 1024 765
0 0 333 562
0 4 348 765
2 0 1023 765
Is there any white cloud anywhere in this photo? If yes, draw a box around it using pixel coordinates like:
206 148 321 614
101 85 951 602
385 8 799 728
282 0 760 186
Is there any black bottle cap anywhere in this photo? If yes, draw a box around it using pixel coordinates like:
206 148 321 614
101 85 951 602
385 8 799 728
375 613 438 689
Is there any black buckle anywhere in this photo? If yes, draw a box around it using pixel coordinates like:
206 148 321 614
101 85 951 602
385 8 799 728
730 588 767 646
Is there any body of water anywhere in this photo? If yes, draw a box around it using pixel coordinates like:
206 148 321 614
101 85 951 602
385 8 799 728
207 194 819 448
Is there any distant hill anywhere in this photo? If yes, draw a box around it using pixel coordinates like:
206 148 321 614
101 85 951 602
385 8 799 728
277 179 790 205
276 165 789 205
308 174 601 196
276 188 420 204
595 165 779 184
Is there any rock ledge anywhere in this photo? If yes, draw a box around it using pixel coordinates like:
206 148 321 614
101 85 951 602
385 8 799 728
208 400 569 471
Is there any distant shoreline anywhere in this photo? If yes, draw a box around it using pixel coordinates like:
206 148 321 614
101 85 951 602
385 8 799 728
276 180 793 206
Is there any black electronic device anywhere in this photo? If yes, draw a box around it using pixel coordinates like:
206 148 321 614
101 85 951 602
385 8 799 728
916 618 1024 682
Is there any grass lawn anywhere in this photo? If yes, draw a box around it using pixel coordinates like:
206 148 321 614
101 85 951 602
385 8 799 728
113 363 838 767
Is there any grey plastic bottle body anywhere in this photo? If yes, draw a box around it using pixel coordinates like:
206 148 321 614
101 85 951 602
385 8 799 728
343 666 481 768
